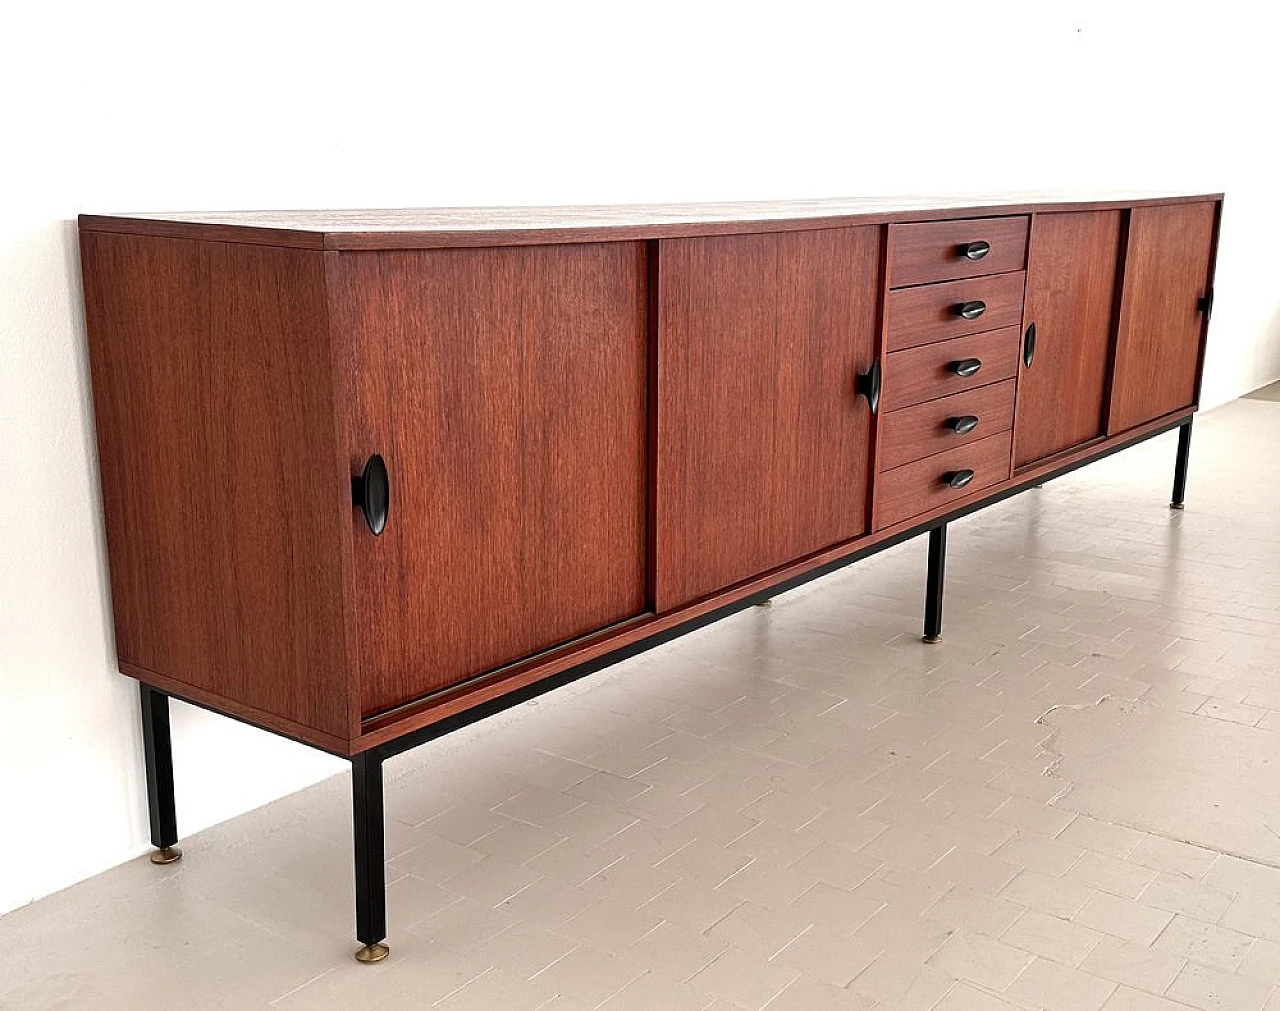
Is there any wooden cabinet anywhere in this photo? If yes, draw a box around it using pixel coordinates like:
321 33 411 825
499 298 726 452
329 244 649 717
80 193 1223 958
1013 210 1123 469
1109 202 1218 434
655 228 880 610
78 192 1221 754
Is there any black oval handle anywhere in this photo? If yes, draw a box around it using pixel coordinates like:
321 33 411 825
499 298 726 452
1023 321 1037 368
943 469 975 490
947 415 979 435
961 240 991 261
352 454 389 536
950 358 982 378
955 300 987 320
856 358 882 415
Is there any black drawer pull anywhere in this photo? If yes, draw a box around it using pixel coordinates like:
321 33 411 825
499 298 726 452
943 469 975 490
961 240 991 261
955 300 987 320
1023 321 1037 368
950 358 982 378
947 415 979 435
353 454 389 536
856 359 882 414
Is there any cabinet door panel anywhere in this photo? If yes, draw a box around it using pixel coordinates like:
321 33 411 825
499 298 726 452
332 244 649 718
1013 210 1122 469
1109 202 1216 433
656 228 880 610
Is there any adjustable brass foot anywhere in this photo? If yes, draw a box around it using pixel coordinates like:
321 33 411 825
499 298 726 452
355 943 389 964
755 599 773 607
922 634 941 644
150 845 182 865
1170 502 1185 510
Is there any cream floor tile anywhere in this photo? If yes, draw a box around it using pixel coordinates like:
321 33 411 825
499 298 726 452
1002 955 1118 1011
1166 961 1274 1011
1080 935 1186 994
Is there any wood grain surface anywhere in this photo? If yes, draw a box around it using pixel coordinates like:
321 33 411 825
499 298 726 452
876 431 1014 530
879 379 1016 472
328 243 649 718
1109 201 1218 434
80 231 355 744
888 215 1029 287
656 227 880 610
357 407 1191 750
1013 210 1123 468
886 272 1026 351
881 326 1022 412
78 193 1221 251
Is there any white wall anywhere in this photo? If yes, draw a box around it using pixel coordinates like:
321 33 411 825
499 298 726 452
2 0 1277 914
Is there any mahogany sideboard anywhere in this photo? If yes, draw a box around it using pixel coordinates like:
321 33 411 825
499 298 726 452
79 192 1221 961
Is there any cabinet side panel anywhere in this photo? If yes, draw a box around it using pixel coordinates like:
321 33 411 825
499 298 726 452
331 244 649 718
80 232 352 743
1108 201 1217 434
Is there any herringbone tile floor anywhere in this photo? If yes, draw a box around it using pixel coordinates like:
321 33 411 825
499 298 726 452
4 390 1280 1010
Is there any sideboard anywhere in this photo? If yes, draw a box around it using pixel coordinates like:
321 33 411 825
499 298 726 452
79 192 1221 961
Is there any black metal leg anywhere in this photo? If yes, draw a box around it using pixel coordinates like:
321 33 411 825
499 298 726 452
923 524 947 644
352 751 389 963
139 684 182 864
1171 418 1193 510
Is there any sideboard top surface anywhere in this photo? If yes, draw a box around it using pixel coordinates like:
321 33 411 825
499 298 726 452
79 191 1223 251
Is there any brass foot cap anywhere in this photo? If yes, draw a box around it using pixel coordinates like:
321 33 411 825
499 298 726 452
355 943 389 964
755 599 773 607
150 846 182 865
922 634 942 645
1170 502 1185 510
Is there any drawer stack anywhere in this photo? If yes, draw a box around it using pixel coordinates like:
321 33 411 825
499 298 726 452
876 216 1029 528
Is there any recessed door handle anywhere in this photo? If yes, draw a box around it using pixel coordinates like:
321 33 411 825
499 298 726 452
856 359 882 414
1198 287 1215 321
961 240 990 261
955 300 987 320
353 454 389 536
950 358 982 378
947 415 979 435
943 469 975 490
1023 322 1037 368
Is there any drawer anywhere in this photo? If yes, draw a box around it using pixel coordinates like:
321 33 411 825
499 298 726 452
889 216 1029 288
878 379 1016 471
886 271 1025 351
881 326 1020 412
876 430 1013 529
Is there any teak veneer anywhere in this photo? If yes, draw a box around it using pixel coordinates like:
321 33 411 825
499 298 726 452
79 191 1222 961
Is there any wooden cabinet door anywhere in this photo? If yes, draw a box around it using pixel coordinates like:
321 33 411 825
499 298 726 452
656 227 880 610
1013 211 1122 469
331 243 649 718
1109 201 1217 433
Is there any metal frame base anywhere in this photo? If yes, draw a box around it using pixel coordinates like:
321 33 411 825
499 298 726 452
133 411 1197 963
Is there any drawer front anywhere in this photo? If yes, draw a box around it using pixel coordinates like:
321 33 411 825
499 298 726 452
878 379 1016 471
889 216 1029 288
886 271 1025 351
881 326 1021 412
876 430 1013 529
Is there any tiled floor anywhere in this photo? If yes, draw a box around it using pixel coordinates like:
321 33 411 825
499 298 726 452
1244 380 1280 402
4 393 1280 1011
